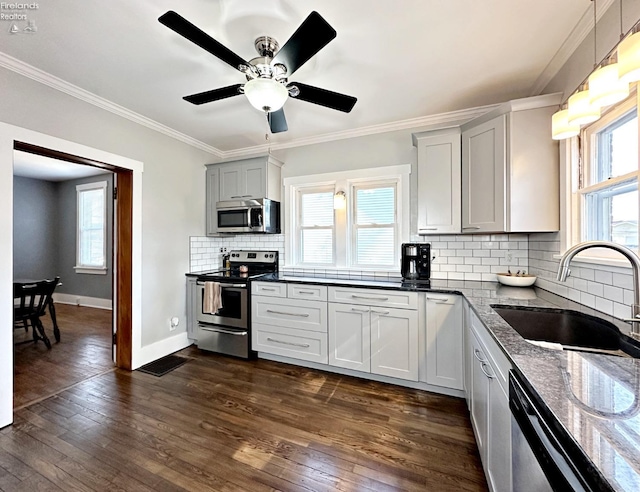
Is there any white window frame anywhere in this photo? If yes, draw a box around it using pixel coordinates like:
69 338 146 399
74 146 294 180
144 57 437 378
349 179 399 269
284 165 411 271
75 181 108 275
295 184 336 267
562 89 639 266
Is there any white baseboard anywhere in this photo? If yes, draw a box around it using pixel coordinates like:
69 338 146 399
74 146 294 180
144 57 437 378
133 332 192 370
54 293 112 310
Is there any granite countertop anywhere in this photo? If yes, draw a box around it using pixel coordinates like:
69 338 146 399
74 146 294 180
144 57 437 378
253 273 640 492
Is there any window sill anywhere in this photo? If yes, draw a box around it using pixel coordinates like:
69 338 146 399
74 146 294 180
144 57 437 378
74 266 107 275
552 254 633 272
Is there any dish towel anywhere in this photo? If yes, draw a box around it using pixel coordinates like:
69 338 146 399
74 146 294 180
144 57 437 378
203 282 222 314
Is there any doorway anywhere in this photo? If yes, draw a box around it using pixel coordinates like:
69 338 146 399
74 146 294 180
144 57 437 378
13 141 134 370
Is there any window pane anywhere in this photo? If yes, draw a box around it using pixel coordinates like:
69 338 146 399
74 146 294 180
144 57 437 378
302 229 333 264
585 181 638 249
612 190 638 249
81 229 105 266
301 192 333 227
356 228 394 265
356 187 395 225
596 111 637 181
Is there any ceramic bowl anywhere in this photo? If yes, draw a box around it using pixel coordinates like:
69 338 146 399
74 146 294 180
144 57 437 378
496 273 537 287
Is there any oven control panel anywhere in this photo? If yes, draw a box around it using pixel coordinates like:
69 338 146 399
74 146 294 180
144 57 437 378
229 250 278 263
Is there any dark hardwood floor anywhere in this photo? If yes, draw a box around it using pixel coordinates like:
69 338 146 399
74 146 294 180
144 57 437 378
6 306 488 491
13 303 114 409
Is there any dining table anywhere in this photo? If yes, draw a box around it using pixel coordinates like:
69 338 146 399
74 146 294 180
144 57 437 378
13 278 61 343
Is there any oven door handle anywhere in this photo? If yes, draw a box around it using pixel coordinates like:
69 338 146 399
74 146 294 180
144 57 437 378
198 324 247 336
196 281 247 288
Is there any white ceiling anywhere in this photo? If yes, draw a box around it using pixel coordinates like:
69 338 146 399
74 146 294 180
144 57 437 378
1 0 595 155
13 151 111 182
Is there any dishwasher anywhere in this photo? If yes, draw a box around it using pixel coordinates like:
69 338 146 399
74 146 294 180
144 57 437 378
509 371 612 492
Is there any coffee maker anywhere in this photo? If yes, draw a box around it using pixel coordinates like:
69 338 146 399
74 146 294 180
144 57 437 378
401 243 431 281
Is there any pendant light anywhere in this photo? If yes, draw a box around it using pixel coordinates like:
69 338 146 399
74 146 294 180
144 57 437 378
618 0 640 84
552 107 580 140
589 58 629 107
596 0 633 99
567 0 601 126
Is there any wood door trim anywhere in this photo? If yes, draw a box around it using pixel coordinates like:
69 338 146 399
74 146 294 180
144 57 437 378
13 140 133 370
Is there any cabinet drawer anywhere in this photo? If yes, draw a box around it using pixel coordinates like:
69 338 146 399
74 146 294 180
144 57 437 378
470 309 511 391
288 284 328 301
252 296 327 332
251 282 287 297
253 324 328 363
328 287 417 310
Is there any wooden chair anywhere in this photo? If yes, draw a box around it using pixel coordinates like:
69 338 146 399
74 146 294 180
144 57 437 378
13 277 60 349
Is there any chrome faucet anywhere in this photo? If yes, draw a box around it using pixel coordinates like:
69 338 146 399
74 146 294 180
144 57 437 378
557 240 640 335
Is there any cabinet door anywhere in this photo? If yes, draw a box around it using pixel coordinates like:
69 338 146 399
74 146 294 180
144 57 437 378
219 164 243 200
425 294 463 389
186 278 198 339
370 307 418 381
487 380 512 492
328 303 371 372
470 332 489 462
205 167 219 235
243 163 266 198
416 132 461 234
461 114 506 233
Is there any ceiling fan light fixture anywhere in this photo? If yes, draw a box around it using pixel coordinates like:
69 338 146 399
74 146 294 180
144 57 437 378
243 78 289 113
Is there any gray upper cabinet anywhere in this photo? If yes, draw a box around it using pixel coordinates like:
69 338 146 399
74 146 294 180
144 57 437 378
206 155 283 235
217 156 282 202
205 166 219 235
413 129 461 235
461 94 561 234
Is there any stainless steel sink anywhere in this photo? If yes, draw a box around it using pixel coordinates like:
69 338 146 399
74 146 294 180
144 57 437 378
491 305 640 358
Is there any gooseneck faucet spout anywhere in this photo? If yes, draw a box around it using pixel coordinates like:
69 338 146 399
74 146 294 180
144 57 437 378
557 241 640 334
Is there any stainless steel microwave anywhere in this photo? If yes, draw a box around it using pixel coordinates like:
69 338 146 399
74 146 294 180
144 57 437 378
216 198 281 234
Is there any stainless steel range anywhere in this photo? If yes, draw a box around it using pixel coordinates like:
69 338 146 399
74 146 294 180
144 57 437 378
195 250 278 358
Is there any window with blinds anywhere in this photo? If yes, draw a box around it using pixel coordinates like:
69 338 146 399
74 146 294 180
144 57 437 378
76 181 107 272
298 187 334 264
352 183 396 267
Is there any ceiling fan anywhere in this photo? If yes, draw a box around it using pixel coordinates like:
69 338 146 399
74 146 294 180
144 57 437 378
159 10 357 134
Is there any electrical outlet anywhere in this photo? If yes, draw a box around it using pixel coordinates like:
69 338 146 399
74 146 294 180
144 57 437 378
219 247 227 253
505 251 513 263
169 317 179 331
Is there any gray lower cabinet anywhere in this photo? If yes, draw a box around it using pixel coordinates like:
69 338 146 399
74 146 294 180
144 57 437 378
425 293 463 390
186 277 198 339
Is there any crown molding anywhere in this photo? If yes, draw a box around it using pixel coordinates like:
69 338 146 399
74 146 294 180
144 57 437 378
529 0 615 96
0 52 224 158
0 51 495 160
219 104 498 159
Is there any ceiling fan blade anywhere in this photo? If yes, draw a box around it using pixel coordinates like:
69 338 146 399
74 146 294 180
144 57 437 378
288 82 357 113
267 109 288 133
272 11 336 76
159 11 249 72
183 84 244 105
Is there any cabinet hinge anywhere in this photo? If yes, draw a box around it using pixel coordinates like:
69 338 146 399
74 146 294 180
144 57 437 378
113 187 117 200
112 332 117 345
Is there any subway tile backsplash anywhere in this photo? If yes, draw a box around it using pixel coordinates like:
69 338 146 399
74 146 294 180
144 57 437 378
528 232 634 319
189 232 636 320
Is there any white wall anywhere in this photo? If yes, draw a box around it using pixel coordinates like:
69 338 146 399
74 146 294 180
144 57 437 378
0 65 219 426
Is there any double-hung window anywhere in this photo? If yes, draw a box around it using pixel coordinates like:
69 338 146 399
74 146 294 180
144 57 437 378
352 182 397 268
297 186 335 265
75 181 108 274
578 96 638 252
285 165 410 270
